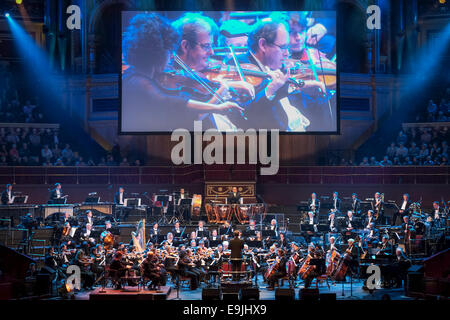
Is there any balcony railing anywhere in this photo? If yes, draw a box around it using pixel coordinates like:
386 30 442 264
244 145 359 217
0 165 448 185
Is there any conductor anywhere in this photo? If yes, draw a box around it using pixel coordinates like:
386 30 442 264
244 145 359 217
229 230 244 281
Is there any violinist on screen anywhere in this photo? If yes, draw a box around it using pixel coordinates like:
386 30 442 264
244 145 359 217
121 12 245 132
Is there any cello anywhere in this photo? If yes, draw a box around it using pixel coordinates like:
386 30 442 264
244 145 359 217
331 244 353 281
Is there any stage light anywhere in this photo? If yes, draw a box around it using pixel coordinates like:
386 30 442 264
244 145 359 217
16 0 23 5
5 13 10 18
439 0 446 4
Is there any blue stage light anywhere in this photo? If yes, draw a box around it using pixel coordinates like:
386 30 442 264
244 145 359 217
5 13 10 18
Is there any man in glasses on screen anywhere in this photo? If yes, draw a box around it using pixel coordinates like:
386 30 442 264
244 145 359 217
231 17 318 131
171 13 255 131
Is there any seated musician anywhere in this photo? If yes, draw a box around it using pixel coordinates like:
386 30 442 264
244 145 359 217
171 221 184 242
268 219 279 237
401 215 415 245
196 220 209 242
149 222 160 244
207 229 217 242
351 193 361 216
345 210 356 231
49 183 64 203
179 188 187 202
61 221 74 244
141 251 166 288
328 236 337 252
74 249 95 290
347 238 360 275
432 201 445 226
81 210 96 227
176 249 199 290
365 222 380 245
278 232 288 249
364 209 377 229
80 223 95 245
376 235 393 255
59 211 73 225
162 232 175 247
113 187 125 205
392 247 411 288
266 249 288 290
244 219 257 240
227 187 242 205
392 193 411 226
373 192 385 223
59 243 74 266
306 211 318 226
219 220 233 240
109 251 131 290
1 183 14 205
328 211 338 232
104 220 113 232
186 231 197 247
308 192 320 214
233 17 324 130
89 246 104 279
170 13 253 130
331 191 341 213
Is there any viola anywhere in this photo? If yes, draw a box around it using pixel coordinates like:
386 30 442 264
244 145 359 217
284 57 336 88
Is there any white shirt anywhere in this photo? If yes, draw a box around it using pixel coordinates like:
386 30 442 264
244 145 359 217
401 201 407 210
56 189 61 198
119 192 124 204
7 191 13 203
309 218 314 225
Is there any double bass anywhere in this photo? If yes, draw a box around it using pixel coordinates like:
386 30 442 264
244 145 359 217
298 250 314 280
331 245 353 281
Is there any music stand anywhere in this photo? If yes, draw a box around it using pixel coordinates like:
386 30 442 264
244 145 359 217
175 198 192 224
155 195 170 224
12 195 28 204
84 196 100 204
124 198 141 207
300 224 315 232
51 198 67 205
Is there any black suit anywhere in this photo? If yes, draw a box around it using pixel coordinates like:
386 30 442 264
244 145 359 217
113 191 126 205
373 200 385 223
172 228 184 240
227 192 241 204
149 228 160 244
351 199 361 215
1 190 13 205
229 236 244 281
331 197 341 212
392 200 410 225
232 52 291 130
244 227 256 239
49 188 63 201
308 198 320 213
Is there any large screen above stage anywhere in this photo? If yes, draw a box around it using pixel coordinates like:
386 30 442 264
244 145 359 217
120 11 337 133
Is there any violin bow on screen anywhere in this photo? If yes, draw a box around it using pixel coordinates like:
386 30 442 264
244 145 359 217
173 53 225 104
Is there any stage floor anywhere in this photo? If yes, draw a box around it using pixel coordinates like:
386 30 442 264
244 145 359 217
72 276 414 301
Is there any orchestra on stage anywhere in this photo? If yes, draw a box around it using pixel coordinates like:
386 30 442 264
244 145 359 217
0 182 448 294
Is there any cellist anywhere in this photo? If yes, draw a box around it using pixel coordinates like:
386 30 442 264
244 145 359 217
266 248 287 290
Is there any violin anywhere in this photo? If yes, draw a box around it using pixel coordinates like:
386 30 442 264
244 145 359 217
284 58 336 88
202 61 305 91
